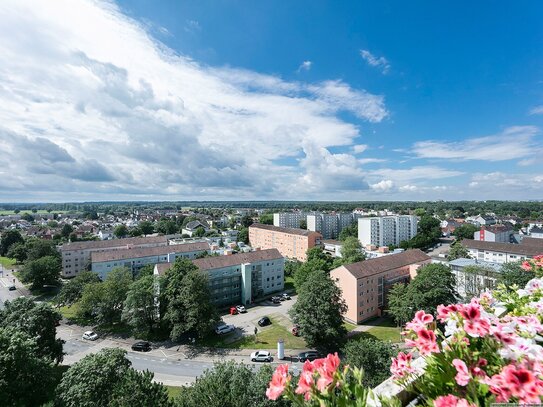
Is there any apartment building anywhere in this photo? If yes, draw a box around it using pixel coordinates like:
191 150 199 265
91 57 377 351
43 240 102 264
306 212 359 239
249 223 322 262
59 236 169 278
358 215 418 247
91 242 209 280
448 258 501 300
461 239 540 264
473 224 513 243
273 212 307 229
154 248 285 307
330 249 431 324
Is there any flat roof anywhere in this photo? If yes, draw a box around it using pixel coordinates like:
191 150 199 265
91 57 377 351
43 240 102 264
338 249 430 279
249 223 320 237
91 242 209 263
60 235 168 252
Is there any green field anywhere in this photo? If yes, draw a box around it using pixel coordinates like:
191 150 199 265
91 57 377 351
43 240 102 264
284 276 295 293
349 318 402 343
0 256 16 268
166 385 182 399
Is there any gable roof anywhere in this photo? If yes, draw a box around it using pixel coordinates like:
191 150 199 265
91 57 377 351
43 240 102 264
522 236 543 247
91 242 209 263
338 249 430 279
462 239 541 257
249 223 320 237
60 235 168 252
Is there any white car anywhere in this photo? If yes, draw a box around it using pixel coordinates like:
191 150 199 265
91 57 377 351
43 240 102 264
215 324 235 335
250 350 272 362
236 305 246 313
82 331 99 341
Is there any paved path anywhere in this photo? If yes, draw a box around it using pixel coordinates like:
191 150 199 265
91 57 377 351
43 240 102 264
0 264 29 308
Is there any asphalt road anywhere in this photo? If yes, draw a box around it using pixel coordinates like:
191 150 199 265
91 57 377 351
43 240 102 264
0 264 26 308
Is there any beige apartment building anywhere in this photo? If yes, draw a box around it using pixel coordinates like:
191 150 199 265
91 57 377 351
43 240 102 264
249 223 322 262
330 249 431 324
59 236 169 277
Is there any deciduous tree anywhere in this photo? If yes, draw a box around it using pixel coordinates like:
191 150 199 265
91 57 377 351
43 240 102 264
114 224 129 238
289 269 347 352
20 255 61 290
122 274 158 334
0 229 24 256
499 261 534 289
57 271 101 306
447 241 470 260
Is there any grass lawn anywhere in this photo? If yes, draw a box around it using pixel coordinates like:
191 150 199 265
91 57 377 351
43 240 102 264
199 315 306 350
0 256 16 268
349 317 402 343
59 304 131 336
166 385 182 399
343 321 358 332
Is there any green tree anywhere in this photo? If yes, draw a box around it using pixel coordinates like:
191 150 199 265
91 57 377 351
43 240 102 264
175 361 289 407
299 219 307 229
0 229 24 256
338 223 358 241
114 224 129 238
78 268 132 324
54 348 171 407
454 224 478 240
388 263 458 324
241 215 254 228
289 269 347 352
447 241 470 260
57 271 101 306
139 221 154 235
258 213 274 225
401 215 441 250
20 255 61 290
129 227 142 237
499 261 534 289
21 212 34 222
238 227 249 244
293 247 333 291
163 259 218 340
414 208 426 216
61 223 74 239
122 275 158 334
6 241 27 263
284 259 301 277
0 297 64 364
156 219 177 235
192 226 206 237
342 337 397 388
25 237 60 261
337 236 365 265
0 327 56 407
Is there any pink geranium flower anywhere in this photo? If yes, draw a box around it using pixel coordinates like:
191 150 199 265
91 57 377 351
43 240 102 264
266 364 290 400
406 328 440 355
406 310 434 331
434 395 475 407
437 304 461 323
452 359 471 386
315 353 340 391
488 364 543 403
295 370 314 401
390 352 415 379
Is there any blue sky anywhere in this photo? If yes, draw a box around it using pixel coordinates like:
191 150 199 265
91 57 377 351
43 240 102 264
0 0 542 201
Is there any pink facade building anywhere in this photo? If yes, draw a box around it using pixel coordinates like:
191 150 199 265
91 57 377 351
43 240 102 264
249 223 322 262
330 249 431 324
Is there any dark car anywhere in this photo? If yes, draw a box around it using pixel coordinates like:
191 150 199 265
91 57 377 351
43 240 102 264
271 296 281 304
298 351 320 362
8 285 16 291
258 316 271 327
131 341 151 352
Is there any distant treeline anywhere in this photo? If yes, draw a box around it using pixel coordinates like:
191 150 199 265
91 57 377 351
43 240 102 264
0 200 542 218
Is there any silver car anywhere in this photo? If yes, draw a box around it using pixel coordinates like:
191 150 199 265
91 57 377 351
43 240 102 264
250 350 272 362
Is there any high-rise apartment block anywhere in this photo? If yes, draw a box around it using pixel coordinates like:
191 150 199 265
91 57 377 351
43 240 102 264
273 212 307 228
358 215 418 247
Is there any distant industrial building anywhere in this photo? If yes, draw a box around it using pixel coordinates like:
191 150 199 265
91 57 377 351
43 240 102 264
249 223 322 262
154 248 285 307
331 249 431 324
91 242 209 280
358 215 418 247
59 236 169 278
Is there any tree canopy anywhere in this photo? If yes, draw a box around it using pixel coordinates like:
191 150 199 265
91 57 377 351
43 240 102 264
20 255 61 290
454 223 478 240
499 261 534 289
447 241 470 260
289 269 347 352
122 274 159 334
0 229 24 256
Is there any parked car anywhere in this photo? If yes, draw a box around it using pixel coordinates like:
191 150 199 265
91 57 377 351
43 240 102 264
258 316 271 327
82 331 99 341
298 351 320 362
250 350 272 362
131 341 151 352
271 296 281 304
215 324 235 335
8 285 16 291
236 305 246 313
291 324 300 336
281 293 291 300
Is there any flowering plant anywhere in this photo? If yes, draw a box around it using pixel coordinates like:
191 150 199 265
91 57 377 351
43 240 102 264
266 352 372 406
522 255 543 277
392 276 543 406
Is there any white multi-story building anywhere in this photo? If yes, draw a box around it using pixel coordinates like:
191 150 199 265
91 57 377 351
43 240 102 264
358 216 418 247
273 212 307 229
461 240 539 264
307 212 358 239
473 225 513 243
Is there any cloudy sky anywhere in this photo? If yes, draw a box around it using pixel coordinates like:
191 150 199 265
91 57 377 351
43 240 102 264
0 0 542 202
